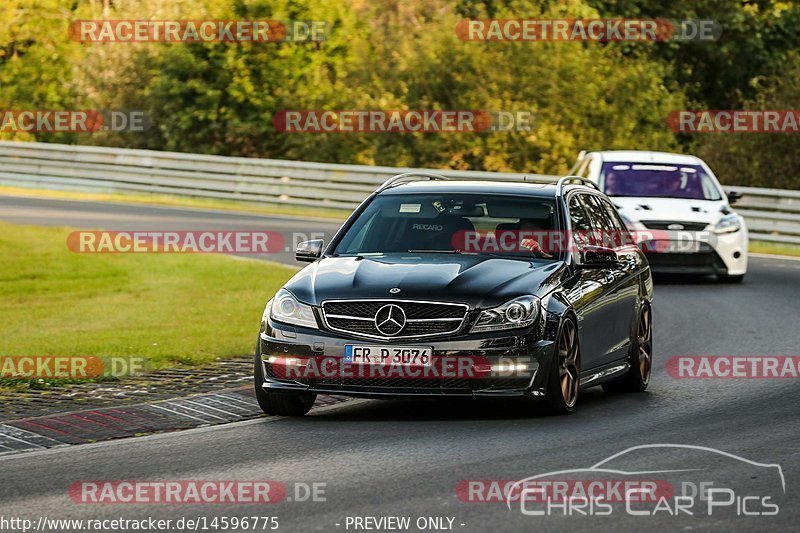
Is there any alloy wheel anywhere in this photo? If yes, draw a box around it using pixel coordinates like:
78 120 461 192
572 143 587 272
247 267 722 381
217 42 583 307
558 320 580 407
638 306 653 385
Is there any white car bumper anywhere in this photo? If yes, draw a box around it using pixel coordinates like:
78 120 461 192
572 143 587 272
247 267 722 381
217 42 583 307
634 223 748 276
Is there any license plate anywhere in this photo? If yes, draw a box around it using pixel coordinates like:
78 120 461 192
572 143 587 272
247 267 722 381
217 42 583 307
651 240 701 254
344 345 433 366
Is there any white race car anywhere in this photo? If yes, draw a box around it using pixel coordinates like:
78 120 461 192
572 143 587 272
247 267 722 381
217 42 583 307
571 150 748 282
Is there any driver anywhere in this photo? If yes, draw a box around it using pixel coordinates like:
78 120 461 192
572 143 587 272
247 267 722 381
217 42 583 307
518 219 554 258
604 171 620 195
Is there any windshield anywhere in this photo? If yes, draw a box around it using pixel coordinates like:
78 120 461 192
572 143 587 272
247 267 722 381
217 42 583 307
600 163 723 201
333 193 559 260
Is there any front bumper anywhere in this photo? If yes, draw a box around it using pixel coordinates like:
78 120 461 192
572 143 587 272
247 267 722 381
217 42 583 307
258 319 557 398
644 243 729 275
642 229 748 276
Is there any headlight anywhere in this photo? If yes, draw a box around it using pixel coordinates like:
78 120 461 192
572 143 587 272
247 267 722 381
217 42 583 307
714 214 741 234
269 289 318 329
471 296 540 333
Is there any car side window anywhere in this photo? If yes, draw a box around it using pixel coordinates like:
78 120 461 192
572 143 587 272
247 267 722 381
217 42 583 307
579 194 618 248
597 196 636 248
598 197 626 232
568 194 594 253
580 195 614 231
569 194 591 231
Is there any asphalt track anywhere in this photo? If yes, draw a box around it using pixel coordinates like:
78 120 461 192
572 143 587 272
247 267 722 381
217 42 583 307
0 194 798 532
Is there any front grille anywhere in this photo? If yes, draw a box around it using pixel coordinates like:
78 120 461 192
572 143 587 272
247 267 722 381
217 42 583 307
641 220 709 231
321 299 468 339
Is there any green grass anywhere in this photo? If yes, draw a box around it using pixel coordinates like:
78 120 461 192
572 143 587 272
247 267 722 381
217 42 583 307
0 222 297 370
749 240 800 258
0 185 349 221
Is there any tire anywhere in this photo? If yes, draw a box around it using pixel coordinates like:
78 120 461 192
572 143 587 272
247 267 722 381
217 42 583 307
254 346 316 416
602 303 652 393
541 317 580 415
720 274 745 283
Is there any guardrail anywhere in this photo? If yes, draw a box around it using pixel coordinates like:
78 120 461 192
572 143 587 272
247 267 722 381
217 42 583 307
723 186 800 244
0 140 797 244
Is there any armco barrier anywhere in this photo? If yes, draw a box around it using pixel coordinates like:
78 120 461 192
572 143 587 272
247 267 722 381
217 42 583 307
0 140 797 243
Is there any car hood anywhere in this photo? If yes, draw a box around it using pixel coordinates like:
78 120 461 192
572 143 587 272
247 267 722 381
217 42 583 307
609 197 728 224
282 255 566 309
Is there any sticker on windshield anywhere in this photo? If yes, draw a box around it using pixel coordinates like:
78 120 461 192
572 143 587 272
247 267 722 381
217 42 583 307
399 203 421 213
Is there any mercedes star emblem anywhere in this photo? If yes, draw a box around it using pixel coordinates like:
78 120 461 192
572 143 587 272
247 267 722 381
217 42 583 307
374 304 406 336
389 287 401 294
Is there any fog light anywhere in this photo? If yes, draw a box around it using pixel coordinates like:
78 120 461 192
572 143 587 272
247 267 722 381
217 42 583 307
490 361 538 375
267 356 308 367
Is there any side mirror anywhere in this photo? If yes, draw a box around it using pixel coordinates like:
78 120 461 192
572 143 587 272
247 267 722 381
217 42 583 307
727 191 743 205
577 246 619 269
295 239 324 262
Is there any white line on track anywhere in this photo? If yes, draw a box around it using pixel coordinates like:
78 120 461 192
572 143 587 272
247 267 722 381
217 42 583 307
215 393 260 407
182 399 241 418
0 398 364 462
145 403 212 423
751 252 800 263
0 427 46 449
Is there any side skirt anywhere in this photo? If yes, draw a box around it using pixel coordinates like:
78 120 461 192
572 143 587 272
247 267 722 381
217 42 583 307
579 359 630 389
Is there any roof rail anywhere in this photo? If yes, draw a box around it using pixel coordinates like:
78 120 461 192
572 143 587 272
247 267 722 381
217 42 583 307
376 172 450 193
556 175 601 196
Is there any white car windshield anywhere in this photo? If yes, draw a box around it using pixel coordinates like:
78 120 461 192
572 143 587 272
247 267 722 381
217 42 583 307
600 163 723 201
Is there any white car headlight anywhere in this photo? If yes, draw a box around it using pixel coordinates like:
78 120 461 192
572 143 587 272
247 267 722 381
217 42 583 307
269 289 318 329
471 296 540 333
714 214 741 234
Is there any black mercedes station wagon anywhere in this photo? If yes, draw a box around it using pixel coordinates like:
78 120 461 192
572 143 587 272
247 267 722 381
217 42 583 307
255 173 654 416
